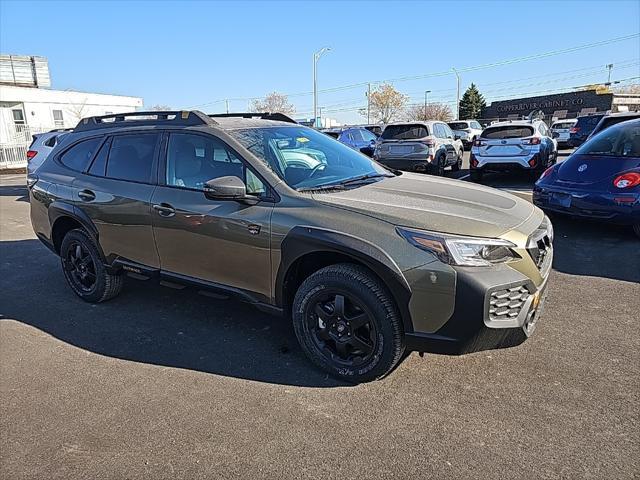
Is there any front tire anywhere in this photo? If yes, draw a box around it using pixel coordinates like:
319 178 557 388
452 149 463 171
60 229 124 303
292 264 405 383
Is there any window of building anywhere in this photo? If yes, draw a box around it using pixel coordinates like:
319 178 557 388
52 110 64 128
59 138 102 172
12 109 25 126
106 134 159 183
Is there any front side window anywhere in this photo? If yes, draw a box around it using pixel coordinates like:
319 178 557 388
350 129 365 143
471 121 482 130
361 129 377 142
232 126 391 190
575 123 640 157
59 137 102 172
106 134 158 183
166 133 265 195
442 124 454 139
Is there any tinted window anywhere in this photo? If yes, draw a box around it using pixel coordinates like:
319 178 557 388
166 133 265 195
59 137 102 172
350 129 365 142
576 115 605 130
482 126 534 139
448 122 468 130
106 134 158 183
381 124 429 140
576 122 640 157
88 139 111 176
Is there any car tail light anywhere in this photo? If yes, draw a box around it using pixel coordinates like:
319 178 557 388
26 150 37 160
540 165 554 179
528 157 537 167
613 172 640 189
474 139 486 147
522 137 541 145
569 127 579 134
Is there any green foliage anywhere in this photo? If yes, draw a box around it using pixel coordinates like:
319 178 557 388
459 83 486 120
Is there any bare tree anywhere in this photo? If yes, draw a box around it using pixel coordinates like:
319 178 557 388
405 103 454 122
361 83 408 124
65 98 89 122
148 104 173 111
250 92 295 115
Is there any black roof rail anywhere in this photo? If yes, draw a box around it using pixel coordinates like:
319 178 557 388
74 110 217 132
208 112 298 124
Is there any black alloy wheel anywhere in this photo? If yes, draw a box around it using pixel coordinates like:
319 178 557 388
306 290 378 367
63 241 97 293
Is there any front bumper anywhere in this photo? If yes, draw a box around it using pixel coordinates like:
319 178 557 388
533 187 640 225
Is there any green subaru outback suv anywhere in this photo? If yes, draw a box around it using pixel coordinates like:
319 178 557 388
28 111 553 383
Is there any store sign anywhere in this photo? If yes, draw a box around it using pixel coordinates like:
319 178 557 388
483 90 614 118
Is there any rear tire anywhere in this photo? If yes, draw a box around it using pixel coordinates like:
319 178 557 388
452 150 463 171
60 229 124 303
292 263 405 383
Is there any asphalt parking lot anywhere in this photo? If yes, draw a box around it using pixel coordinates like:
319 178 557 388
1 167 638 479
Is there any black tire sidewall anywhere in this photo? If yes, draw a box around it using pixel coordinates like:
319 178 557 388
60 229 109 302
292 265 404 382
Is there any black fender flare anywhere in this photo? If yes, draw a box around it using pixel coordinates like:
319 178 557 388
275 226 414 334
48 201 105 261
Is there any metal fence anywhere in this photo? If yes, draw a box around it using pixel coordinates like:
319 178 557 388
0 125 48 170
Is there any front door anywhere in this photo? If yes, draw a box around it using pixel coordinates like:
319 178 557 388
150 132 274 301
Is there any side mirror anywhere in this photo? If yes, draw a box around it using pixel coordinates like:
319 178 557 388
204 176 249 201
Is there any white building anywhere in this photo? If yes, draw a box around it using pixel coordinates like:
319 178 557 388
0 54 143 169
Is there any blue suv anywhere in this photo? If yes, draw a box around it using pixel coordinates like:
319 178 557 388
322 127 378 156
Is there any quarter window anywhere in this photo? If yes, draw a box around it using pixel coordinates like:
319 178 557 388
106 134 158 183
59 137 102 172
166 133 265 196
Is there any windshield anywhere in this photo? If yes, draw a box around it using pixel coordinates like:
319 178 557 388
232 126 391 190
448 122 468 130
575 121 640 157
381 124 429 140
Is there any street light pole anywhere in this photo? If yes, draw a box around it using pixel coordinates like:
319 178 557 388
452 68 460 120
367 83 371 124
424 90 431 119
606 63 613 84
313 47 331 128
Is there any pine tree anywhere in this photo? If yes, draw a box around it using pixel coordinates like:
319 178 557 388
458 83 486 120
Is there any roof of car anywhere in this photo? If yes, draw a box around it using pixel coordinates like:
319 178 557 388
602 111 640 118
385 120 446 126
211 116 298 130
484 120 539 127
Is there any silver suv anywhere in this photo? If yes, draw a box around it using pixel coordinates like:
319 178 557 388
374 121 463 176
470 119 557 181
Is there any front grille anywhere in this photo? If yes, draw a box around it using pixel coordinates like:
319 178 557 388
527 217 553 274
488 285 530 322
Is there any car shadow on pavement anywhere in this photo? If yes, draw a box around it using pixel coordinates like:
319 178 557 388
0 239 350 388
550 215 640 283
0 184 29 202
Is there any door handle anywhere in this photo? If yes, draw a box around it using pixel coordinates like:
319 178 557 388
78 189 95 202
152 203 176 217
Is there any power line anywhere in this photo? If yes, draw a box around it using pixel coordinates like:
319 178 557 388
189 33 639 108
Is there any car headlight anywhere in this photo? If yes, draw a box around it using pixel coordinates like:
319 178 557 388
397 227 520 267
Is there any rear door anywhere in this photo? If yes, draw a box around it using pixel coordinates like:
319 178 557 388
74 131 161 268
477 125 535 158
150 131 274 300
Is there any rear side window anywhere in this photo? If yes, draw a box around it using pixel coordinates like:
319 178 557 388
59 137 102 172
483 126 534 139
106 134 159 183
381 124 429 140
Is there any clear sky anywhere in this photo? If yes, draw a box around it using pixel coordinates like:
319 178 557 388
1 0 639 123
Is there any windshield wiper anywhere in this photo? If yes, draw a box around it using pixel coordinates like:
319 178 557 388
296 184 347 193
335 173 394 186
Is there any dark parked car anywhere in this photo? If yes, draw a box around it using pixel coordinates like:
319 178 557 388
28 110 553 383
587 111 640 140
534 118 640 238
568 113 605 148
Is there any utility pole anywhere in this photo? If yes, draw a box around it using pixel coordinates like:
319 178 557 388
367 83 371 124
319 106 323 127
225 99 229 114
606 63 613 84
313 47 331 128
424 90 431 119
452 68 460 120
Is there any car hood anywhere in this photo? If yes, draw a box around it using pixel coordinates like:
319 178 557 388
313 172 539 238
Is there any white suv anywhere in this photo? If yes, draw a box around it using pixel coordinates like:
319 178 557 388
470 119 557 181
448 120 483 149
